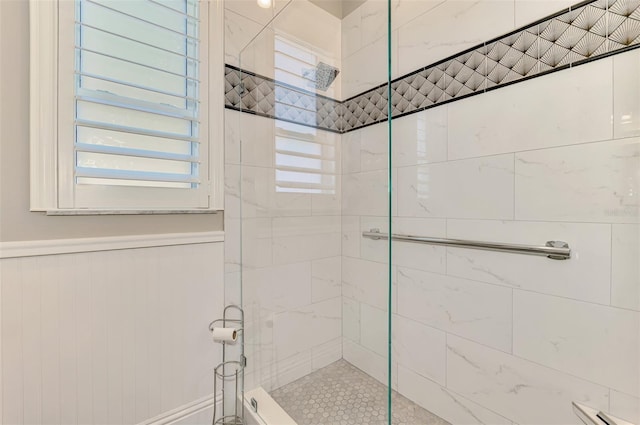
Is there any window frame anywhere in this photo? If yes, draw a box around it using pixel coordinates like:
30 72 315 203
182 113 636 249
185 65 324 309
29 0 224 213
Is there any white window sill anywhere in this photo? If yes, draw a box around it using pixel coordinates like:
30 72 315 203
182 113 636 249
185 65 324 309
44 209 220 216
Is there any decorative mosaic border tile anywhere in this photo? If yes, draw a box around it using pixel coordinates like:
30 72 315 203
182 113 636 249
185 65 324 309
224 64 344 133
225 0 640 134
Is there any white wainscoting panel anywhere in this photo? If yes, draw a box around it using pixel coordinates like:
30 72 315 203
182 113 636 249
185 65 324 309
0 239 224 425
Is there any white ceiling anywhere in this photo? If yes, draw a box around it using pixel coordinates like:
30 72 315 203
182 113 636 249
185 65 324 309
308 0 366 18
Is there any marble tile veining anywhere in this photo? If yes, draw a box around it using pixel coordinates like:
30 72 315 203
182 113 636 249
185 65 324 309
515 138 640 223
271 359 450 425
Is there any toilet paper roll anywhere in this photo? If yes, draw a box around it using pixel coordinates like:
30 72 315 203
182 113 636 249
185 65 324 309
211 327 237 343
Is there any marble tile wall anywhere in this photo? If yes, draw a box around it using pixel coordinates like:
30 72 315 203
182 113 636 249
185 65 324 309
341 42 640 425
224 1 639 424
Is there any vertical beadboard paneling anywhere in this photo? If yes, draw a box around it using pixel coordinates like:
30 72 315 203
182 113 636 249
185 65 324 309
106 250 124 425
159 245 181 411
58 253 78 424
183 245 199 403
0 240 223 425
91 251 109 423
171 245 187 408
146 247 163 418
2 258 23 425
134 249 150 423
198 244 219 397
22 256 43 425
120 251 137 425
75 253 93 424
184 245 207 402
172 244 188 408
40 255 61 424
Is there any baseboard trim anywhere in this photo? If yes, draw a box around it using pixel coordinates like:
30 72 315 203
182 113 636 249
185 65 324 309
138 394 217 425
0 231 224 259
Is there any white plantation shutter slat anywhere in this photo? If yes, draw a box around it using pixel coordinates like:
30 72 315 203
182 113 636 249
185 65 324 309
75 72 199 102
83 0 199 39
75 47 200 81
76 22 200 62
75 119 200 143
275 181 337 191
76 167 199 183
75 94 198 121
75 143 200 163
275 165 334 176
275 149 326 160
147 0 194 16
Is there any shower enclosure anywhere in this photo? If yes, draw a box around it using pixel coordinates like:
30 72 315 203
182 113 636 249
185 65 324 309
224 0 640 423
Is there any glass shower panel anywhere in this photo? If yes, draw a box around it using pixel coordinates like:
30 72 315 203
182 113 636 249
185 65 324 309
234 1 392 423
387 1 640 424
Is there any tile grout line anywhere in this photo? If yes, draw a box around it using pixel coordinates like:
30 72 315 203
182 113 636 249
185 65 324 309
512 153 516 221
609 223 613 308
511 286 515 357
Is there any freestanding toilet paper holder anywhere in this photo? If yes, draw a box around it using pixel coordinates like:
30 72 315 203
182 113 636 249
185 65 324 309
209 305 246 425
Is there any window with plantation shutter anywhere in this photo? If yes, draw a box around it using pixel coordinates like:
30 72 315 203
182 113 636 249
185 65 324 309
29 0 224 212
275 121 337 195
272 37 337 195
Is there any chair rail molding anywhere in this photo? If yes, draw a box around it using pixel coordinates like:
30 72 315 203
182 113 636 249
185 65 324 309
0 231 225 259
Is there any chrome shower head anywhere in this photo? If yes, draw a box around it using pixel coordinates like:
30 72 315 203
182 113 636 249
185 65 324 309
304 62 340 91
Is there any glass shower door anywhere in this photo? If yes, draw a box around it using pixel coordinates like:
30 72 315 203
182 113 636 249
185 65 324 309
232 1 393 423
387 1 640 424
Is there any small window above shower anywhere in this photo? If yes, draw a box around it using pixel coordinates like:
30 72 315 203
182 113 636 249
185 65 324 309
272 36 339 196
274 36 340 96
274 121 337 195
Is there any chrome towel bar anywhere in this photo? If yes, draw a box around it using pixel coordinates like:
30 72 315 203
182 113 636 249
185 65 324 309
362 228 571 260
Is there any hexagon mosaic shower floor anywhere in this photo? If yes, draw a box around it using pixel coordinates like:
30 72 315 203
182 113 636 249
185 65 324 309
270 360 450 425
